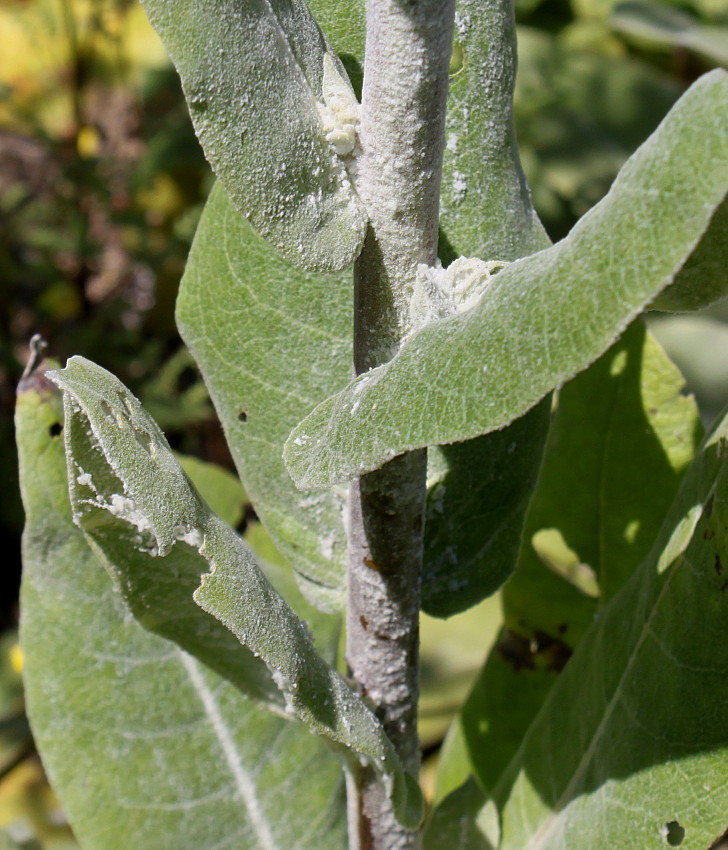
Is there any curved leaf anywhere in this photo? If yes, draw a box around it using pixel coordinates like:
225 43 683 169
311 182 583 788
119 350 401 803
141 0 367 272
48 357 422 829
493 402 728 850
440 0 550 261
17 369 348 850
421 0 552 618
285 69 728 488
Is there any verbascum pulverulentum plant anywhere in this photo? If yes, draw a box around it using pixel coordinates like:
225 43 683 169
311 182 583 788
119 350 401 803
15 0 728 848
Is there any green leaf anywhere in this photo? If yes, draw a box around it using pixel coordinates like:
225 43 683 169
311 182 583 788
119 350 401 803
423 778 491 850
611 1 728 65
492 404 728 850
285 70 728 488
180 181 546 618
140 0 367 272
177 181 352 610
440 0 550 262
48 356 423 829
17 369 348 850
420 0 553 618
422 401 550 617
176 453 247 528
504 319 702 632
179 0 555 617
451 321 701 801
652 195 728 312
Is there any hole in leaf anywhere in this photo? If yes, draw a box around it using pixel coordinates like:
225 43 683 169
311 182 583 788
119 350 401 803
662 821 685 846
238 410 248 424
48 422 63 438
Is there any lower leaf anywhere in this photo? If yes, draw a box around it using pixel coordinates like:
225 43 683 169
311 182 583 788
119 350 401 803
47 356 422 830
17 369 347 850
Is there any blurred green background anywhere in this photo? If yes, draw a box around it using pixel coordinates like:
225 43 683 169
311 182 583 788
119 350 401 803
0 0 726 844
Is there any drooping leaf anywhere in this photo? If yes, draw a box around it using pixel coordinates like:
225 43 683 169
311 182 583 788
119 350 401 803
285 70 728 488
48 356 422 829
492 402 728 850
177 181 351 610
17 367 348 850
140 0 367 272
451 321 701 799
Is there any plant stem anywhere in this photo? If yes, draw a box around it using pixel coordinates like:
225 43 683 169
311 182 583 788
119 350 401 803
346 1 455 847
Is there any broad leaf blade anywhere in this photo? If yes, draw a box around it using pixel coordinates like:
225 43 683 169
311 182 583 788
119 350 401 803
493 404 728 849
17 369 348 850
49 357 422 829
141 0 367 272
285 70 728 488
453 321 701 800
177 182 351 610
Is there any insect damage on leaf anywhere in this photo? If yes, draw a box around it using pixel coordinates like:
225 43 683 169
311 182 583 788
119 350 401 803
409 256 509 335
316 53 360 158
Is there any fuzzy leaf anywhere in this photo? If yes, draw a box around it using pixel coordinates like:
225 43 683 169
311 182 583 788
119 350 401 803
140 0 367 272
48 356 422 829
177 182 351 610
17 368 348 850
421 0 552 617
180 0 557 617
440 0 550 262
285 70 728 488
450 321 702 801
492 402 728 850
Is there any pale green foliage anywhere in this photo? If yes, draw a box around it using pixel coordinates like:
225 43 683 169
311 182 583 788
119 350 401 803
284 70 728 488
495 405 728 850
434 320 704 806
15 0 728 846
178 183 551 619
46 357 423 829
18 375 347 850
140 0 367 272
